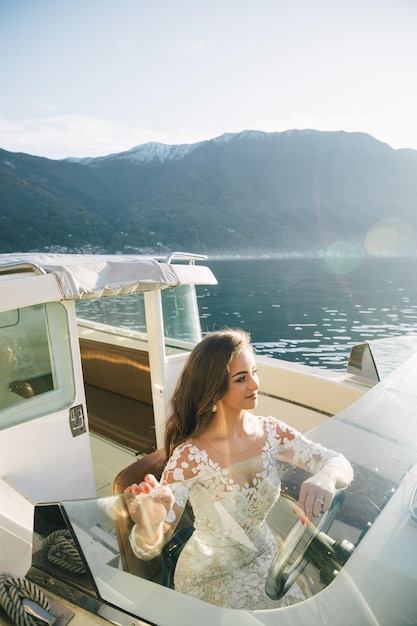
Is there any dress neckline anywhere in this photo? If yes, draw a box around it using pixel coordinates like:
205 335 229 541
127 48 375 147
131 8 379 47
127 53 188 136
187 415 274 469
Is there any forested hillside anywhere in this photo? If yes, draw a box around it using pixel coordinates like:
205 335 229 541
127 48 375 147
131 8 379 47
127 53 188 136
1 130 417 256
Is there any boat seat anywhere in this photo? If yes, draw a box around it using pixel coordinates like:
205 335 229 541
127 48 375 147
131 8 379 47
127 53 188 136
112 449 195 585
112 449 167 579
113 448 167 497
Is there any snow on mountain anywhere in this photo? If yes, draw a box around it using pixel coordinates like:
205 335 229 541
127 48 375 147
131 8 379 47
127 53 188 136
214 130 271 143
67 131 285 165
85 140 207 165
122 141 204 163
66 140 205 165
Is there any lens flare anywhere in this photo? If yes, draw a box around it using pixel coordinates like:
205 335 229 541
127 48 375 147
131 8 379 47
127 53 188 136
365 218 414 255
322 240 363 275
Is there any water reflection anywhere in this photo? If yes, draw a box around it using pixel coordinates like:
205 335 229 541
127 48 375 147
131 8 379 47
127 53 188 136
77 256 417 371
198 256 417 370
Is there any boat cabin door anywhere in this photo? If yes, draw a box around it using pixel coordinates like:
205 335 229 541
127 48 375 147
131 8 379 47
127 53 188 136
0 272 96 505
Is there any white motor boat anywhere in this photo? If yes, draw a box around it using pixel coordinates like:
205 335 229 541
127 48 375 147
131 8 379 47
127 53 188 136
0 252 416 625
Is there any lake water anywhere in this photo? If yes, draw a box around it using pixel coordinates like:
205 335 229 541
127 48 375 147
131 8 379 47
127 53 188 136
76 255 417 372
196 255 417 370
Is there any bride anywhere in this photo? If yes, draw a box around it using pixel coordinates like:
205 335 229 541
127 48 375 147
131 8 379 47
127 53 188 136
125 329 353 610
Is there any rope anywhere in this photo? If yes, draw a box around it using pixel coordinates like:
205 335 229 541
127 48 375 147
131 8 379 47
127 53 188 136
0 532 85 625
0 573 50 626
42 530 85 574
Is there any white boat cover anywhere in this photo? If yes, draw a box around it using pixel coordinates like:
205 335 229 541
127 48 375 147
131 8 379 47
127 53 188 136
0 253 181 299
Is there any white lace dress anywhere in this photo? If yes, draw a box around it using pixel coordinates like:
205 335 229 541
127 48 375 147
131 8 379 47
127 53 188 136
161 415 352 610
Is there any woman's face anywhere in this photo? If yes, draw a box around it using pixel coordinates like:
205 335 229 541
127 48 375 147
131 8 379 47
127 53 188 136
218 347 259 413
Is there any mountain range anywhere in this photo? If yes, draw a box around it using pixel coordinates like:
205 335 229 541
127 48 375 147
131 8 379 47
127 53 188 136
1 129 417 256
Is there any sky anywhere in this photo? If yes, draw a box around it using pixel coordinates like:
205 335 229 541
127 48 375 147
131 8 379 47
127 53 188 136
1 0 417 160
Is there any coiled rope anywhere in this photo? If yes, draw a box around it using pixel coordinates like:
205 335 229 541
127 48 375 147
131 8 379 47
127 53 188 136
0 572 51 626
42 530 85 574
0 530 85 625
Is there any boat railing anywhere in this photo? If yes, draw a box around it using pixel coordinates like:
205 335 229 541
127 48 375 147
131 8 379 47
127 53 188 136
0 261 47 276
159 251 208 264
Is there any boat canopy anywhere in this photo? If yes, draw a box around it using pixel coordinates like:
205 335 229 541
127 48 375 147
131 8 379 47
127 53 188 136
0 252 216 300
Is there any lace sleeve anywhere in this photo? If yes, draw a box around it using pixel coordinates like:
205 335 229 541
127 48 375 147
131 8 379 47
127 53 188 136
161 441 220 483
272 418 353 485
159 447 188 525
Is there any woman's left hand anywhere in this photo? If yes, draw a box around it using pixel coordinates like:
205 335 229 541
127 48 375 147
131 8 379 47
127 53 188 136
298 468 337 519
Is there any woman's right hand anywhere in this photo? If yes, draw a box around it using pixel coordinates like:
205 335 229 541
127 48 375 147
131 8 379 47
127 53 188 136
124 473 174 538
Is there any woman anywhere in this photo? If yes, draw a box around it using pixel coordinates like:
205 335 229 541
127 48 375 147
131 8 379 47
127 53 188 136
125 329 353 609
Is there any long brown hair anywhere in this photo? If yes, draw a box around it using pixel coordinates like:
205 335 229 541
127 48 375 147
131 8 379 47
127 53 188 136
164 329 252 456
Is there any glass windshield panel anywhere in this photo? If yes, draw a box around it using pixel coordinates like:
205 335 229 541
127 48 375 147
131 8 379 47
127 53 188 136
76 287 201 352
58 449 396 619
75 294 147 333
162 285 202 350
0 302 75 428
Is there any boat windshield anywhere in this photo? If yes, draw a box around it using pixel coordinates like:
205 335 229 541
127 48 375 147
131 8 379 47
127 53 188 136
75 284 201 351
29 446 397 624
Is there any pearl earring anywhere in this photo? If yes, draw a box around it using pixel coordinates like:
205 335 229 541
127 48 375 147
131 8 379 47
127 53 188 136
212 403 217 413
